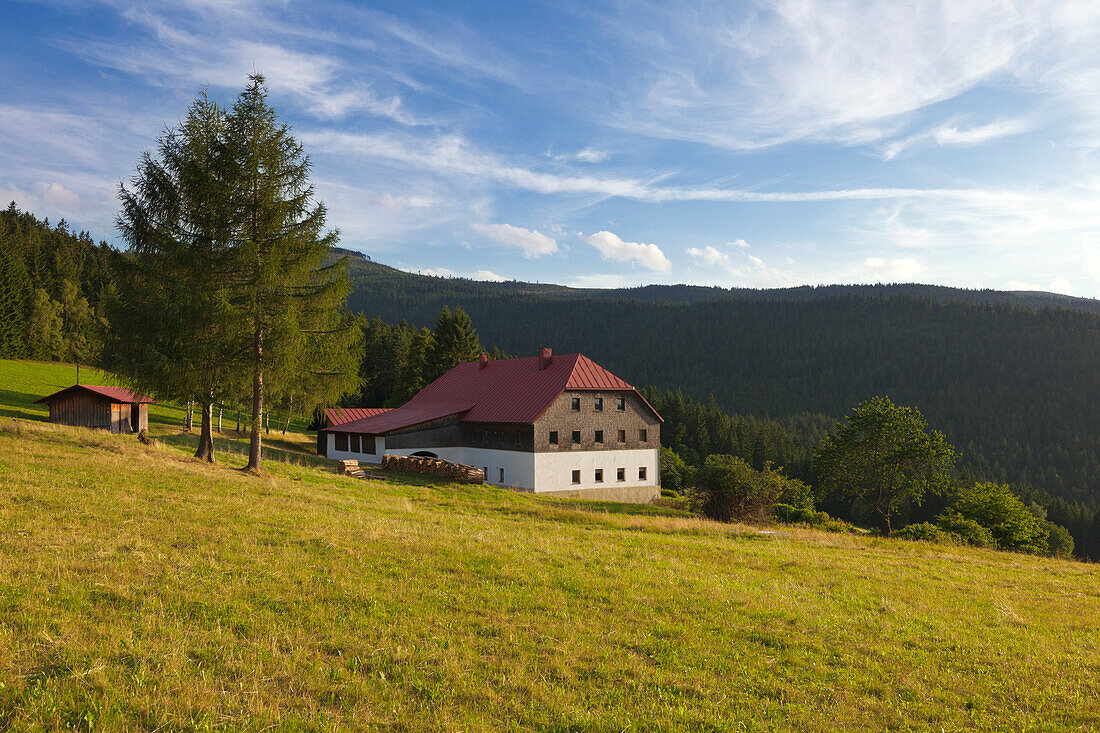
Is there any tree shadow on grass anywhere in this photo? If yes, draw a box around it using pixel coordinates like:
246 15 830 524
0 389 49 421
157 431 330 468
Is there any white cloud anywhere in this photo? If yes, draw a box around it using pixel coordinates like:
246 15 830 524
729 239 750 248
470 222 558 258
552 147 611 163
568 273 632 289
402 265 507 282
586 231 672 272
882 117 1034 159
685 246 731 266
860 257 928 281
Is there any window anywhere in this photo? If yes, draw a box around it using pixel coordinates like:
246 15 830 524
335 432 348 451
572 430 581 444
594 397 603 411
572 470 581 484
549 430 558 445
361 435 376 454
594 469 604 483
639 467 647 480
639 428 648 442
616 397 626 411
617 429 626 443
350 434 360 453
499 467 505 482
594 430 603 444
571 397 580 411
616 467 625 482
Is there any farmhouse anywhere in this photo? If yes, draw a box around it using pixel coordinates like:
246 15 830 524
321 348 662 501
35 384 154 434
316 407 392 453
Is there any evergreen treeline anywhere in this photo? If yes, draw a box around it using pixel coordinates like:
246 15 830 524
0 204 120 362
349 307 491 408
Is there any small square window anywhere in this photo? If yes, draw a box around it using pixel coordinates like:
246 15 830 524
571 469 581 484
639 429 648 442
335 433 348 451
594 397 603 411
572 430 581 444
616 467 625 482
617 429 626 443
594 469 604 483
639 467 647 480
616 397 626 411
594 430 603 444
350 434 360 453
571 397 580 411
499 467 505 482
549 430 558 445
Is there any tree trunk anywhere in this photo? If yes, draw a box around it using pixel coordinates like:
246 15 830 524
185 400 193 432
195 402 215 462
282 410 291 435
218 406 222 433
264 409 269 435
246 327 263 472
236 408 241 435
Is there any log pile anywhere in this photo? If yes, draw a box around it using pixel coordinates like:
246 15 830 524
381 454 485 483
337 459 366 478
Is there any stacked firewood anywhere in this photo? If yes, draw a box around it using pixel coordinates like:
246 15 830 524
337 459 366 478
381 454 485 483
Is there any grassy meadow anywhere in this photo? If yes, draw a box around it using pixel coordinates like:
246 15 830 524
1 359 1099 730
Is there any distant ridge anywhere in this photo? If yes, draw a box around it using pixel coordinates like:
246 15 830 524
334 248 1100 315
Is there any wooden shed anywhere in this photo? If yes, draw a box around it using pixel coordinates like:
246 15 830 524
35 385 155 434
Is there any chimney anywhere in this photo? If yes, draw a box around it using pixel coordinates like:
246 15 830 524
538 347 552 370
479 352 489 369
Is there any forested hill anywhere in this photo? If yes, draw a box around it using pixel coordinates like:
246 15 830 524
344 250 1100 506
341 249 1100 314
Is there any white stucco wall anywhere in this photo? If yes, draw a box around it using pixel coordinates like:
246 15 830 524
533 448 659 492
326 433 386 464
325 435 659 494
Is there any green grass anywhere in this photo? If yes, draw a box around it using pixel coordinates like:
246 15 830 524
1 360 1099 731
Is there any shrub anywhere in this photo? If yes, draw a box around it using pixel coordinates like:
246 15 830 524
772 503 859 534
895 522 952 543
953 482 1049 554
777 476 814 512
1044 521 1075 558
695 455 784 522
660 447 692 495
934 511 995 548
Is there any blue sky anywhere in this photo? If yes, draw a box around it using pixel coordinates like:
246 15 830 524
3 1 1100 296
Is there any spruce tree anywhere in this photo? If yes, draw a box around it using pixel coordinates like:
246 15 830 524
423 305 481 383
112 91 244 460
225 75 358 472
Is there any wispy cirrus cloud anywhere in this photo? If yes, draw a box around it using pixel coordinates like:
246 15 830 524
882 117 1035 160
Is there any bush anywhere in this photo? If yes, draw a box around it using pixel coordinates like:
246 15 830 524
777 476 814 512
660 447 692 495
695 455 784 522
895 522 952 543
953 482 1049 554
772 503 860 534
1044 521 1075 558
934 511 995 548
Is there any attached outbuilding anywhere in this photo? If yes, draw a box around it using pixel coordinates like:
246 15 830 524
35 384 155 434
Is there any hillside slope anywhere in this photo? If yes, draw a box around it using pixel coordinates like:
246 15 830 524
345 253 1100 507
2 412 1099 730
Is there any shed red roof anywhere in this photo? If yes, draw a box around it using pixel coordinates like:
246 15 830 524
324 407 391 426
34 384 155 404
327 352 660 434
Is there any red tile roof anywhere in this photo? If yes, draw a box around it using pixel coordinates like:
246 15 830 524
35 384 155 404
327 352 660 434
324 407 391 426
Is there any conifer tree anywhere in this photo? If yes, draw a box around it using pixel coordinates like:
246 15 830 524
423 305 481 383
112 91 243 461
225 75 358 472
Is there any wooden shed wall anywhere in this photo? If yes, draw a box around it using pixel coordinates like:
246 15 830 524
48 392 111 430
